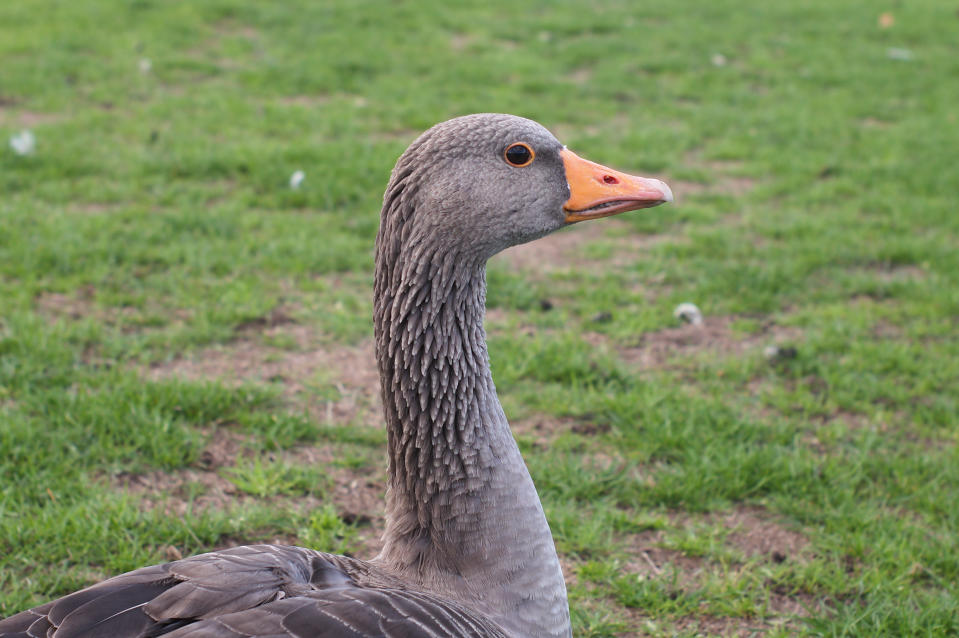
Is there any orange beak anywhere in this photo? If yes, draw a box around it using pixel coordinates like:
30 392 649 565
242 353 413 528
561 148 673 224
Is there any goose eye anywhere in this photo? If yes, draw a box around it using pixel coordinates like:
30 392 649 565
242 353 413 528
504 142 534 167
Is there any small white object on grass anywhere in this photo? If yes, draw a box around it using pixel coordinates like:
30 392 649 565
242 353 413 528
290 170 305 189
711 53 727 67
674 302 703 326
9 130 36 156
139 58 152 73
886 48 913 61
764 344 799 363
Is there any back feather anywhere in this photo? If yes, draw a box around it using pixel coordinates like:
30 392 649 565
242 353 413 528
0 545 506 638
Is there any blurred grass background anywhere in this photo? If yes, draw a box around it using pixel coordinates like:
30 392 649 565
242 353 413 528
1 1 957 636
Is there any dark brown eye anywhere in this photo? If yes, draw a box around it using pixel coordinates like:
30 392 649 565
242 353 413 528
504 142 534 167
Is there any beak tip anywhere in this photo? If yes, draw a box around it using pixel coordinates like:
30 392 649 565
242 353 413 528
652 179 674 204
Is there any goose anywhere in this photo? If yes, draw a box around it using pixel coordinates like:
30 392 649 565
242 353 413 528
0 113 672 638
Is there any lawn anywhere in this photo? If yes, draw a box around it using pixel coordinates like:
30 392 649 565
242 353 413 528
1 1 957 636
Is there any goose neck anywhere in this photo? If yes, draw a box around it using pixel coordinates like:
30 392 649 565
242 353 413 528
372 239 570 637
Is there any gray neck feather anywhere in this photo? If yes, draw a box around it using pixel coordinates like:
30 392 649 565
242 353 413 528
371 163 570 637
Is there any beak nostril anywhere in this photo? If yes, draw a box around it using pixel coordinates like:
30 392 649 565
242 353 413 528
602 175 619 185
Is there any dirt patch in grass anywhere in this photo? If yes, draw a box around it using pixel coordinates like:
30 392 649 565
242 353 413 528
374 128 420 143
614 509 815 637
234 305 298 333
197 426 251 470
278 94 334 107
510 414 588 448
722 506 809 565
669 614 771 637
618 607 784 638
0 105 62 127
568 66 594 85
34 289 147 335
709 174 757 198
147 323 382 428
117 465 238 515
837 263 926 293
187 21 261 71
138 312 388 555
699 158 757 195
65 202 127 215
34 289 163 329
624 528 705 584
278 93 368 108
285 444 387 556
767 591 819 617
623 606 811 637
35 291 97 320
860 117 893 129
871 263 926 283
608 316 803 370
616 541 814 635
115 427 388 557
115 428 252 515
870 319 904 340
667 175 755 202
449 32 474 51
665 156 760 204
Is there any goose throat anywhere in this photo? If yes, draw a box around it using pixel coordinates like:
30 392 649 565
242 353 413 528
374 243 512 531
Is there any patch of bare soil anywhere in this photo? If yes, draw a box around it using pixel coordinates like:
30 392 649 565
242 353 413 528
667 175 756 202
129 307 389 555
278 93 368 109
568 67 593 85
65 202 126 215
510 415 589 448
608 316 802 370
372 128 419 143
279 94 333 107
449 32 474 51
147 323 382 428
767 592 819 617
189 22 261 70
283 445 387 556
870 319 903 340
611 508 817 636
872 263 925 283
669 614 771 637
115 426 388 558
116 429 251 516
687 156 759 198
0 104 62 127
35 291 97 320
721 506 809 565
860 117 893 129
624 528 705 586
618 608 776 638
34 289 148 327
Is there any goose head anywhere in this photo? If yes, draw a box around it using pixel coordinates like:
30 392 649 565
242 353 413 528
381 113 673 261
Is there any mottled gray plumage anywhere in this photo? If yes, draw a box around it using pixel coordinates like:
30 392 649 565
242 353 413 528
0 114 585 638
0 546 507 638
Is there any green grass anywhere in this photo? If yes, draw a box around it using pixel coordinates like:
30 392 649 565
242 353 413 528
1 1 957 635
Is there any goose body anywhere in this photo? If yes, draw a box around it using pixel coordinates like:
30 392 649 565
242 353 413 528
0 114 671 638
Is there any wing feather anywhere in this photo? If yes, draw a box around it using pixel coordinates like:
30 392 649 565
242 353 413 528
0 546 506 638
